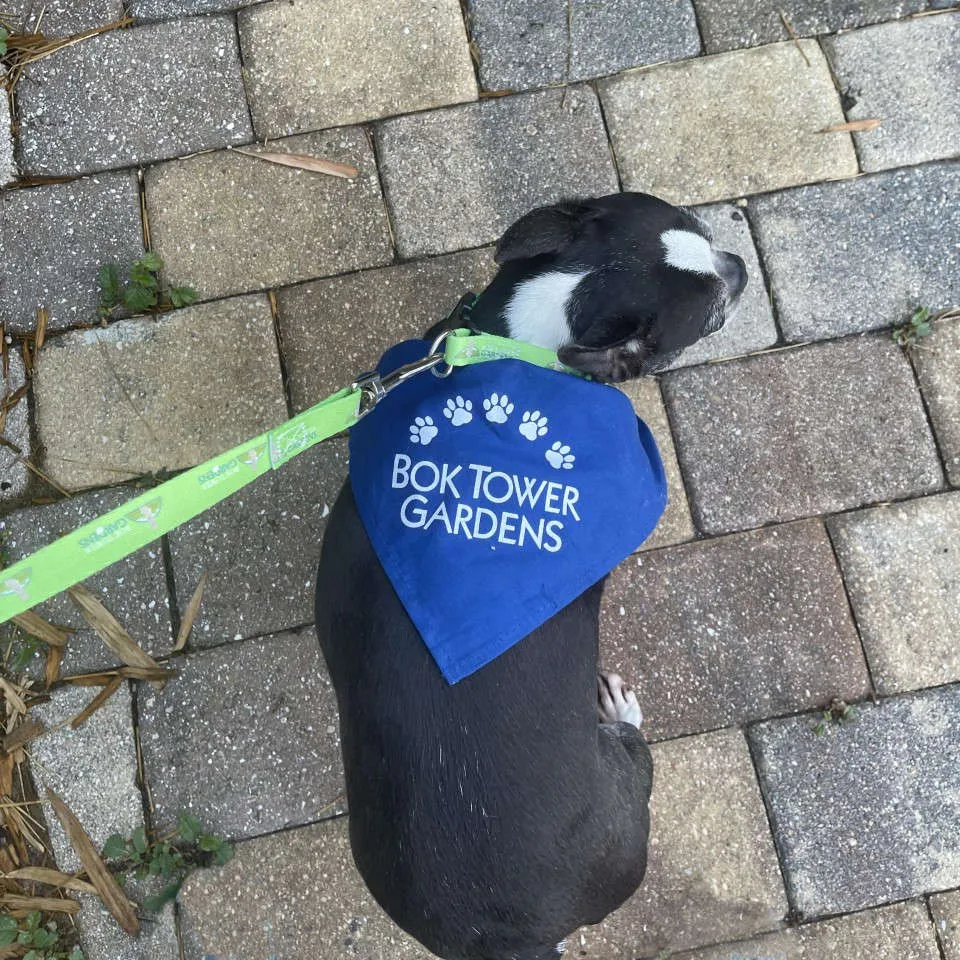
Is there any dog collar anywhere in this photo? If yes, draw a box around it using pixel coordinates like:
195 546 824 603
349 339 667 683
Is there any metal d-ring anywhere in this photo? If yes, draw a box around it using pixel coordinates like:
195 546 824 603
428 328 455 378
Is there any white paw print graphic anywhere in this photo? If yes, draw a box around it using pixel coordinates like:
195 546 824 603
444 396 473 426
410 416 438 446
519 410 549 441
545 441 575 470
483 392 514 424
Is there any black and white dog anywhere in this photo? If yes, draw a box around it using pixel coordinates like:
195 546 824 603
315 193 746 960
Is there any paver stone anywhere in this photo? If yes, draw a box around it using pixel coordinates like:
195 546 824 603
932 889 960 960
913 314 960 486
0 348 30 501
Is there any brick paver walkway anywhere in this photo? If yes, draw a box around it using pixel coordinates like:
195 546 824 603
0 1 958 958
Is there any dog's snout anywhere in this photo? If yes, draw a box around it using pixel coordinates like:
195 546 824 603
716 250 747 301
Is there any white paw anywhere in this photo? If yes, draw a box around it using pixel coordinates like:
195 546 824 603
598 673 642 728
410 416 438 445
443 396 473 426
545 441 575 470
483 392 514 424
519 410 548 441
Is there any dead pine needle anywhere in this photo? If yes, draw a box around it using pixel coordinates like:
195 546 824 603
780 11 811 65
232 146 359 179
819 118 882 134
69 676 123 730
174 571 207 652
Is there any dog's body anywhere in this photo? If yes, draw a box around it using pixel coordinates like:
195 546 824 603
316 194 746 960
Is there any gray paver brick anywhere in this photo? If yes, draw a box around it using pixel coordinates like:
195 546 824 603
662 336 943 535
675 900 941 960
278 248 497 413
666 203 778 368
620 378 695 551
823 14 960 173
34 295 288 491
131 0 259 19
932 890 960 960
576 729 787 956
599 41 857 205
749 162 960 341
146 130 392 302
465 0 700 90
238 0 477 137
8 0 124 37
913 314 960 486
751 685 960 917
0 487 172 677
694 0 924 54
599 521 868 740
0 79 14 184
75 899 178 960
17 16 251 175
30 683 140 872
0 348 30 502
828 493 960 694
178 817 435 959
138 628 344 839
167 441 348 644
0 172 144 332
376 86 619 258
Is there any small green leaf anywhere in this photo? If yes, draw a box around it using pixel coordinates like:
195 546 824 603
197 833 224 852
97 263 120 315
123 284 158 312
25 913 42 931
132 825 148 854
177 812 203 842
0 929 16 947
212 842 234 866
23 950 43 960
31 928 58 948
102 833 128 860
0 27 8 58
137 251 164 272
142 879 183 913
70 948 86 960
168 285 198 309
129 263 160 290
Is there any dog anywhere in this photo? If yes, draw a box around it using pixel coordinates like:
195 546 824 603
315 192 747 960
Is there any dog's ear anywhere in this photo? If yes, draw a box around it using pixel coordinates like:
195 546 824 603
558 334 654 384
495 199 595 264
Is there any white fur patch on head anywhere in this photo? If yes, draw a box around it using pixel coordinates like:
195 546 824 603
660 229 718 276
503 270 590 350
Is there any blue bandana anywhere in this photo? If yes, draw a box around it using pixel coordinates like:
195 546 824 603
349 340 667 683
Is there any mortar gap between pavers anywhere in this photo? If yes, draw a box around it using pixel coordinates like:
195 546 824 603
927 894 951 960
159 533 182 643
131 678 160 832
266 288 295 419
363 122 399 263
814 35 867 175
590 79 624 193
230 10 258 142
456 0 484 94
738 200 788 346
821 518 878 697
905 337 954 488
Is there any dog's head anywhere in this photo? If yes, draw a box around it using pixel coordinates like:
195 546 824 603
488 193 747 382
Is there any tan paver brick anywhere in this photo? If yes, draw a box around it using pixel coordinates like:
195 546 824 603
676 900 940 960
277 248 497 412
146 130 392 302
575 728 787 956
828 492 960 694
913 315 960 486
34 295 287 490
599 41 858 204
0 349 30 501
238 0 477 137
178 817 435 960
0 80 14 184
620 378 694 551
932 889 960 960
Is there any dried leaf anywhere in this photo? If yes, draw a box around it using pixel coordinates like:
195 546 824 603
0 678 27 715
45 788 140 935
11 610 71 648
67 584 166 689
44 644 63 688
233 146 359 179
820 118 882 133
0 893 81 913
63 665 178 686
2 718 46 754
34 307 47 352
3 866 98 894
174 572 207 652
69 677 123 730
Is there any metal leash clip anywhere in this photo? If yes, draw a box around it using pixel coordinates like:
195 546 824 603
352 329 454 420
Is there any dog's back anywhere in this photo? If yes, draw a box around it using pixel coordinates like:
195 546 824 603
316 484 651 960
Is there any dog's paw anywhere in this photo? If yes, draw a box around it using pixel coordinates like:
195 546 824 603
409 416 438 446
545 441 574 469
519 410 548 440
483 392 514 424
443 395 473 426
598 673 642 728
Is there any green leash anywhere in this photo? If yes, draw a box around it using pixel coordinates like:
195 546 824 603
0 329 578 625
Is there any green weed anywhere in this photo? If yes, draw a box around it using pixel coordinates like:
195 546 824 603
0 911 83 960
812 699 856 736
97 253 197 320
892 306 933 348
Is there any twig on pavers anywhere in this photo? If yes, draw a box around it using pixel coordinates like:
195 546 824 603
16 458 71 497
779 11 811 65
231 146 359 179
61 665 178 686
46 787 140 936
819 118 882 134
68 676 123 730
174 572 207 652
0 892 80 913
1 717 45 753
0 16 133 94
3 866 97 895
